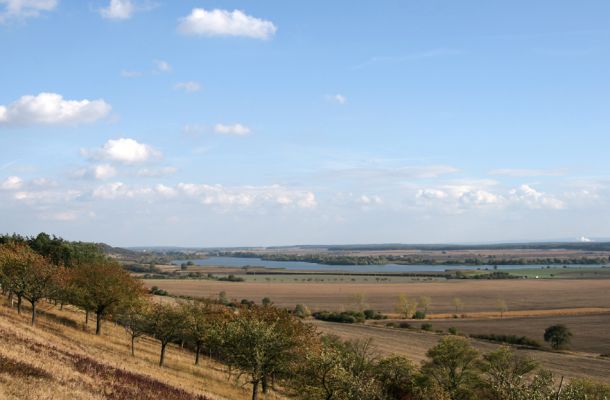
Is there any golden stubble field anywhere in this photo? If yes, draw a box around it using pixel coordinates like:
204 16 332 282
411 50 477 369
143 278 610 314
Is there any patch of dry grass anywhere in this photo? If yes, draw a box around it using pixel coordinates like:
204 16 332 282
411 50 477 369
0 301 287 400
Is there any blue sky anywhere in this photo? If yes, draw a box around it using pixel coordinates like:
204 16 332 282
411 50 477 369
1 0 610 246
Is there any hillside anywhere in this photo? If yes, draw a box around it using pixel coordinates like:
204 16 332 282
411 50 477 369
0 300 286 400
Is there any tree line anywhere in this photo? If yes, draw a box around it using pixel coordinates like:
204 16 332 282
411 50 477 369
1 233 609 400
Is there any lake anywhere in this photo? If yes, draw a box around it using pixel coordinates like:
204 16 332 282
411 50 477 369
172 256 606 273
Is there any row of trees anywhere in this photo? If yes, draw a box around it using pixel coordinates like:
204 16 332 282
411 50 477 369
0 235 142 334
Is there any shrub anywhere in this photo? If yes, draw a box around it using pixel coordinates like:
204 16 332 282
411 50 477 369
470 333 541 348
448 327 458 335
363 309 387 320
399 321 411 329
312 311 365 324
413 310 426 319
421 323 432 331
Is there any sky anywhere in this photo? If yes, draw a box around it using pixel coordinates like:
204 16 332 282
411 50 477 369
1 0 610 247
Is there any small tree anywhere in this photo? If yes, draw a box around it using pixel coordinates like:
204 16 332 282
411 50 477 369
0 242 60 325
395 294 417 319
69 259 143 335
351 293 367 312
116 300 150 356
146 301 187 367
183 300 227 365
451 297 464 315
418 296 432 315
495 298 508 319
294 303 311 318
221 306 314 400
544 324 572 350
421 336 480 399
480 346 540 399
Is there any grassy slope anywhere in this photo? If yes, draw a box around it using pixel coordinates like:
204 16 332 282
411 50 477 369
0 301 286 400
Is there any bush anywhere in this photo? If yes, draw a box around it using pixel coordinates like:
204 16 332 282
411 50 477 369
149 286 168 296
421 323 432 331
312 310 365 323
399 321 411 329
470 333 541 348
363 309 387 320
544 324 572 350
413 310 426 319
448 327 458 335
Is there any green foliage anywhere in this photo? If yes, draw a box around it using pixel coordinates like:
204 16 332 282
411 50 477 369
470 333 541 348
313 310 366 323
420 336 480 400
544 324 572 350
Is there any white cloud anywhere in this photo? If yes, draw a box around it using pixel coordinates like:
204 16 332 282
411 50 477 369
92 182 152 200
136 166 177 177
100 0 133 20
155 184 177 198
174 81 201 93
579 236 593 242
93 164 117 180
178 8 277 40
1 176 22 190
326 94 347 105
509 184 565 210
154 59 171 72
0 0 57 22
0 92 111 126
359 195 383 205
177 183 316 209
489 168 566 177
83 138 161 164
214 123 251 136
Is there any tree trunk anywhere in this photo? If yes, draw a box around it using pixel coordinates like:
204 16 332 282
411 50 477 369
252 381 259 400
131 336 136 357
195 343 201 365
85 310 89 325
17 295 22 314
60 301 64 310
159 342 168 367
95 312 102 335
262 376 268 394
30 300 36 326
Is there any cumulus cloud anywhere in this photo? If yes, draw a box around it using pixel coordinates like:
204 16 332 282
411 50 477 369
177 183 316 208
214 123 251 136
178 8 277 39
90 181 316 209
1 176 22 190
508 184 565 210
83 138 161 164
0 0 57 22
0 92 111 126
174 81 201 93
100 0 133 20
326 94 347 105
93 164 117 180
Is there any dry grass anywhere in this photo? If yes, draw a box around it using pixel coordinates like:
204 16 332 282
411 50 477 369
0 301 287 400
143 278 610 313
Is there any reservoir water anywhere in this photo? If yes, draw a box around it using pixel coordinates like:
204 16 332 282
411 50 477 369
172 256 607 273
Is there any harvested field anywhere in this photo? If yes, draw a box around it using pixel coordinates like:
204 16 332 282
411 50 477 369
403 313 610 355
143 279 610 314
312 320 610 384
